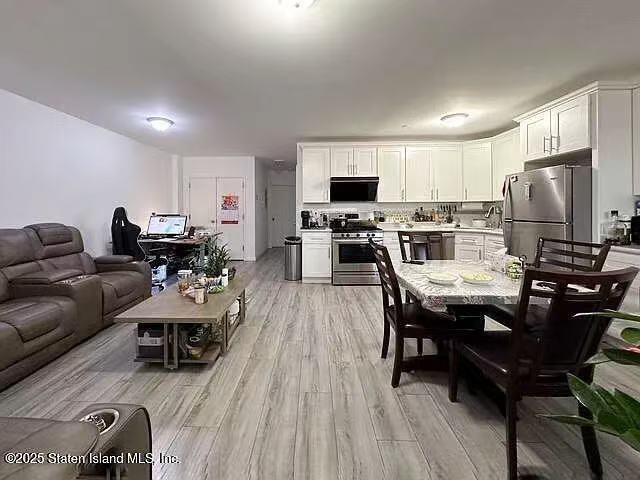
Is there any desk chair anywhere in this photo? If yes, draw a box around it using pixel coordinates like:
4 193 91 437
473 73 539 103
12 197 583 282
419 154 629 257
111 207 145 260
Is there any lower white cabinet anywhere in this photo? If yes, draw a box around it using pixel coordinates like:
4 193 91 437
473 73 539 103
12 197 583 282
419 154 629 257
484 235 505 258
384 231 402 265
302 231 332 283
455 233 484 262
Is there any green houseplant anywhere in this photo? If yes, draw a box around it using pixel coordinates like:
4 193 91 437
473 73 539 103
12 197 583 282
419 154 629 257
204 235 231 279
542 310 640 452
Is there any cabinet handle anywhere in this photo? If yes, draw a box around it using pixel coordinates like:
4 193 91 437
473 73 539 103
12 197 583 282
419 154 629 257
430 189 434 200
465 188 468 200
543 136 550 154
436 189 439 200
355 164 359 174
551 135 559 152
401 189 405 201
328 246 331 259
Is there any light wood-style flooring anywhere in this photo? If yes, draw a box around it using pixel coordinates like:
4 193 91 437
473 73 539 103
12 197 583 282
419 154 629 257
1 248 640 479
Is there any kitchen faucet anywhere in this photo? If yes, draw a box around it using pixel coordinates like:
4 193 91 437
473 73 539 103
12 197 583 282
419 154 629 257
485 205 502 228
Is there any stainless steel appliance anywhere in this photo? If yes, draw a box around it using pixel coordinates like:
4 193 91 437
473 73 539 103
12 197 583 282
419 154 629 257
503 165 592 262
331 221 383 285
301 210 310 229
330 177 379 202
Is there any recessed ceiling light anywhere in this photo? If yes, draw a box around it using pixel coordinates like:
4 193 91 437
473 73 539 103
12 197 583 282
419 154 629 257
278 0 316 9
440 113 469 128
401 124 409 129
146 117 174 132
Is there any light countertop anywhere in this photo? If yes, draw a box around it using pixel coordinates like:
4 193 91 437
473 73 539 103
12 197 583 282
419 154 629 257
377 222 504 236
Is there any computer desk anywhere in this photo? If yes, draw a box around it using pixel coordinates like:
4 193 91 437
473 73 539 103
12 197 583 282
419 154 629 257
139 236 208 269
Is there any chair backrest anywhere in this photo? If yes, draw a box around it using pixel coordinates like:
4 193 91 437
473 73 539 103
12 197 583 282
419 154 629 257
398 231 431 262
510 266 638 381
111 207 145 261
370 239 404 315
534 237 610 272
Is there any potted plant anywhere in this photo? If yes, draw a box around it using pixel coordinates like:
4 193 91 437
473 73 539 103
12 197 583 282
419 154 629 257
204 235 231 286
542 310 640 452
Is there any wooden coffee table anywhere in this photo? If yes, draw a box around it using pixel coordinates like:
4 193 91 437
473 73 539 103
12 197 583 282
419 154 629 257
115 274 248 369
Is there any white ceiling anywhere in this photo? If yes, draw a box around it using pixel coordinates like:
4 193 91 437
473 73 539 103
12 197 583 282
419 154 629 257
1 0 640 163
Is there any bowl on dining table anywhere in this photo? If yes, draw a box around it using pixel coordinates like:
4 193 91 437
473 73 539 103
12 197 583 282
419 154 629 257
460 271 495 285
425 272 458 285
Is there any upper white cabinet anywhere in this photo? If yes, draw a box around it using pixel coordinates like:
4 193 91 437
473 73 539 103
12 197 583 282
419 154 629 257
353 147 378 176
405 146 432 202
331 147 377 177
550 95 590 155
462 142 492 201
517 93 590 161
302 147 330 203
377 146 406 202
520 110 551 161
431 145 463 202
330 147 353 177
492 129 522 201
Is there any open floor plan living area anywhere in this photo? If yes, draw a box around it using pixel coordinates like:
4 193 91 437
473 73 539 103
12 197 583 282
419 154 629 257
2 1 640 479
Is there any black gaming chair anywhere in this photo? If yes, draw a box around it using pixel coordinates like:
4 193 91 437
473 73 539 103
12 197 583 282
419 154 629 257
111 207 146 260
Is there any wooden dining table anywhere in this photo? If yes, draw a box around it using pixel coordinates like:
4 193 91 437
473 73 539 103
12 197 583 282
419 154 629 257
394 260 522 310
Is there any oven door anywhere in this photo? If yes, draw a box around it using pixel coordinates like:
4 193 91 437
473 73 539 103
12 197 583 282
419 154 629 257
332 239 378 272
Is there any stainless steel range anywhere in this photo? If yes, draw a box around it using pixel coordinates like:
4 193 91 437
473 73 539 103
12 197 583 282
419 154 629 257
331 221 383 285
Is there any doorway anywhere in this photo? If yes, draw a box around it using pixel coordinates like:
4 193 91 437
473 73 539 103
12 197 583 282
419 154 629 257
187 176 245 260
269 184 296 247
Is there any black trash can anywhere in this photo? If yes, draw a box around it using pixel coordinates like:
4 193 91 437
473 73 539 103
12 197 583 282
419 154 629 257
284 236 302 281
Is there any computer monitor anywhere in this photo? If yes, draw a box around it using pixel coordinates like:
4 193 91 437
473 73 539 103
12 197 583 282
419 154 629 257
147 215 188 236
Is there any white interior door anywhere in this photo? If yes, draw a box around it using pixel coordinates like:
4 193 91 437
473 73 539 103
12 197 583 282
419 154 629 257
216 177 245 260
188 177 216 229
269 185 296 247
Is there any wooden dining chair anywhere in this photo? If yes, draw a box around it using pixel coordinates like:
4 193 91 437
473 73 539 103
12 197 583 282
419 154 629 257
448 266 638 480
369 239 484 387
398 231 431 263
534 237 611 272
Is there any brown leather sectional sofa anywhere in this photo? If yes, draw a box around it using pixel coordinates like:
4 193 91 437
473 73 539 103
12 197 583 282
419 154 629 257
0 223 151 391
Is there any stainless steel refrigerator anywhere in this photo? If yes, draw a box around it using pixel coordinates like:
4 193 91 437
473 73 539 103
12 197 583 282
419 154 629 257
503 165 592 262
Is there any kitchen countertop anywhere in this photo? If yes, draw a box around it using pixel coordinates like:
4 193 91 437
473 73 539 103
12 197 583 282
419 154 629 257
611 244 640 255
300 227 332 232
377 222 504 236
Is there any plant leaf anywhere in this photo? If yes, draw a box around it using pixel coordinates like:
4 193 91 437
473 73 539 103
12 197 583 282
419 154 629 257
567 375 608 416
539 414 596 427
595 410 632 435
614 389 640 429
586 352 611 365
620 327 640 346
602 348 640 366
574 310 640 323
620 429 640 453
593 386 632 422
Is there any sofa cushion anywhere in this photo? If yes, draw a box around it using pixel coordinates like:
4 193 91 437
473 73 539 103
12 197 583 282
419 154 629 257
99 271 145 314
0 322 23 371
0 300 62 342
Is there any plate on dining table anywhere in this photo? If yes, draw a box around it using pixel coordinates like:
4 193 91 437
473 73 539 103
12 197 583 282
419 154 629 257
460 271 495 285
425 272 458 285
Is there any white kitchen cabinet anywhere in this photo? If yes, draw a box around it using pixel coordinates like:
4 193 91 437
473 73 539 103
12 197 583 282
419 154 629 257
353 147 378 176
330 147 353 177
462 142 492 201
377 146 406 202
302 147 330 203
520 110 552 161
492 129 522 200
484 235 505 258
302 231 332 283
405 146 432 202
455 233 484 261
517 93 590 161
431 145 463 202
550 95 590 155
383 231 402 265
632 88 640 195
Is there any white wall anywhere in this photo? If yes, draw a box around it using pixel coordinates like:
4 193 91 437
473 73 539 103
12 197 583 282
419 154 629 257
254 160 269 259
0 88 173 256
180 155 259 260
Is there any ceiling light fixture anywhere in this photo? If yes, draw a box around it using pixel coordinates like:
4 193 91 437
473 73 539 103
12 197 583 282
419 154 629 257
146 117 174 132
278 0 316 9
440 113 469 128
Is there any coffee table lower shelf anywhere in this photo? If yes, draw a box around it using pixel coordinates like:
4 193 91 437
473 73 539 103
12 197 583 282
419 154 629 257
134 343 222 366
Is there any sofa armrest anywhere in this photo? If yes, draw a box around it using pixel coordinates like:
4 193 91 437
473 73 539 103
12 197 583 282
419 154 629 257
95 261 151 277
95 255 135 264
11 268 84 285
11 275 104 340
